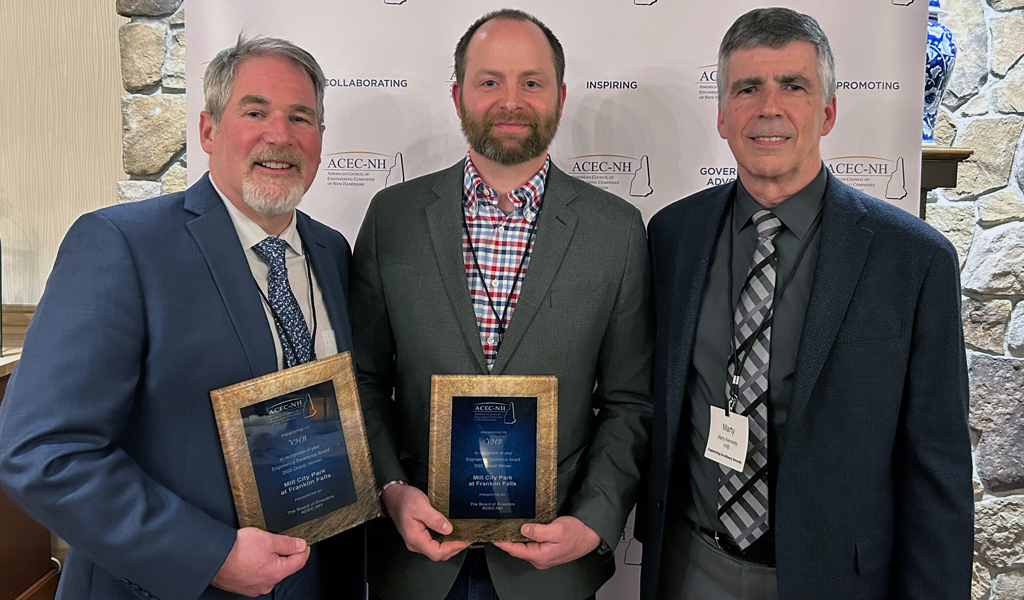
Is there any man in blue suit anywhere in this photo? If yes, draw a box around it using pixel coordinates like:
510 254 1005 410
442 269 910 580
0 36 362 599
640 8 972 600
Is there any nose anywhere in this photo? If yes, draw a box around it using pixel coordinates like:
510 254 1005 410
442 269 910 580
757 87 783 118
262 112 291 145
499 85 523 112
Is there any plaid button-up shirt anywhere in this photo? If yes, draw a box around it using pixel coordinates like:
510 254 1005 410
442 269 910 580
462 154 549 370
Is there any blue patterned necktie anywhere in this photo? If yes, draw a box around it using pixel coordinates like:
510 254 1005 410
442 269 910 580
252 237 313 368
718 209 782 549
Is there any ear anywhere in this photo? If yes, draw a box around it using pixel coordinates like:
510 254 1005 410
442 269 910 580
452 81 462 118
199 111 216 155
717 106 727 140
558 82 567 112
821 93 837 136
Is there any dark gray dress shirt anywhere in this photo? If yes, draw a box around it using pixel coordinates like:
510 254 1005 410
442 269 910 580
670 166 827 551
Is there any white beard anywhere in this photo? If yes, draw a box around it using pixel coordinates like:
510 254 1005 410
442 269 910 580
241 174 305 216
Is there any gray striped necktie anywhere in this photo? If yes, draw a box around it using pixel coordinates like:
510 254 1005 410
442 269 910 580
718 209 782 549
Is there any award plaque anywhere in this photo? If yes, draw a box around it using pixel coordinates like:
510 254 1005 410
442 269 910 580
428 375 557 542
210 352 380 545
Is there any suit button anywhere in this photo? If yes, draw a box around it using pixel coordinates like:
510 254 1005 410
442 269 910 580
657 501 664 512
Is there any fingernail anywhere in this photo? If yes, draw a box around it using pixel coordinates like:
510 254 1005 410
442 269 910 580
522 524 531 536
443 521 452 533
296 538 307 551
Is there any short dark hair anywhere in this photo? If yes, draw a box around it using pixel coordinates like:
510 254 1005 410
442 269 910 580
717 7 836 108
454 9 565 87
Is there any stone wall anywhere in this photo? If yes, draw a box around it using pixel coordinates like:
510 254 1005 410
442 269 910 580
116 0 186 204
117 1 1023 596
928 0 1024 597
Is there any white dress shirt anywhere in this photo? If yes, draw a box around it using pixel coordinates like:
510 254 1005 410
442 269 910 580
211 179 338 370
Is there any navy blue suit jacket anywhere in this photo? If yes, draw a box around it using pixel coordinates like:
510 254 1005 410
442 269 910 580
639 173 973 600
0 174 361 600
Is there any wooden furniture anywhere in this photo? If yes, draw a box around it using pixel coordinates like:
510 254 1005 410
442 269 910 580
1 305 34 354
920 146 974 218
0 353 59 600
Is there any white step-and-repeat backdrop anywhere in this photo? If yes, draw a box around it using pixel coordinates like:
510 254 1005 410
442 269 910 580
185 1 928 596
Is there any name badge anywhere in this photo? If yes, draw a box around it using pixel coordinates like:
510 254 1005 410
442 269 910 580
704 406 748 472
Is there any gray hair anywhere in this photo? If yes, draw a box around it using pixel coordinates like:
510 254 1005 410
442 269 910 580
717 7 836 108
203 34 327 129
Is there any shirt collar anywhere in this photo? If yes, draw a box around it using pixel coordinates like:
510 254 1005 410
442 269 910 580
733 163 827 240
210 175 302 256
462 154 549 223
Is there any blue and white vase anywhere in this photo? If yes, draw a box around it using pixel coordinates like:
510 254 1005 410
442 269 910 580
924 0 957 144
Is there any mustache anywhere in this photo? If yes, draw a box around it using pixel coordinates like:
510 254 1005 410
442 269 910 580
746 128 792 138
248 149 303 171
484 112 536 127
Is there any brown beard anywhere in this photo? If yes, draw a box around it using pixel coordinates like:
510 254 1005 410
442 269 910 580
460 96 560 165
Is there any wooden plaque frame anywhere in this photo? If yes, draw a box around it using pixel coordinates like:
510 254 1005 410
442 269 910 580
428 374 557 542
210 352 380 545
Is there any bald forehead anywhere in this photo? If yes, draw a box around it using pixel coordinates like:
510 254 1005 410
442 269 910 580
467 18 553 60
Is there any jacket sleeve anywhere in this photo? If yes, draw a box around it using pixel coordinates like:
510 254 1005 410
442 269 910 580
350 194 407 487
0 213 236 600
892 239 973 599
567 210 655 549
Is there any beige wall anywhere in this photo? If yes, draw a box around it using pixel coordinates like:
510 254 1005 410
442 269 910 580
0 3 126 305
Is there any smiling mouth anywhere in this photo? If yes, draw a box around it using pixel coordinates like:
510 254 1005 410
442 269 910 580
751 136 788 142
255 161 295 171
492 122 531 132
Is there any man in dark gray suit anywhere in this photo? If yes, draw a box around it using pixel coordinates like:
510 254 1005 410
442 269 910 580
351 9 652 600
640 8 972 600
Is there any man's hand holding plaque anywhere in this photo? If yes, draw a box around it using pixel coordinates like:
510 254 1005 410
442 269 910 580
380 483 470 562
211 527 311 595
493 516 601 570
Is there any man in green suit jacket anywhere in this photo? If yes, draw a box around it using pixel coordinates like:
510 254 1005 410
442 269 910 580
351 9 653 600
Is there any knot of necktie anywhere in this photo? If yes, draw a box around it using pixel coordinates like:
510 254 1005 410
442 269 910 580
252 236 288 267
752 209 783 241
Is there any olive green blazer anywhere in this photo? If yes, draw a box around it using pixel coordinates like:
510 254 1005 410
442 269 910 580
351 160 653 600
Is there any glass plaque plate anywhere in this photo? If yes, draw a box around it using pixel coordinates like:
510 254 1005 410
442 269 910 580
210 352 379 545
428 375 557 542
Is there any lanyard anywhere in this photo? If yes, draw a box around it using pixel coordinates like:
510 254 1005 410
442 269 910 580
462 200 539 349
254 242 319 367
725 201 822 415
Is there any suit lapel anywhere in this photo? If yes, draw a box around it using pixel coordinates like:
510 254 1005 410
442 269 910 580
185 174 278 378
296 213 353 351
491 165 578 375
661 189 730 458
427 162 489 373
783 175 873 444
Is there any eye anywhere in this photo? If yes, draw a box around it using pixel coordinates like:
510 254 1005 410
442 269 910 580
524 80 539 88
291 115 312 124
482 80 498 87
245 110 264 118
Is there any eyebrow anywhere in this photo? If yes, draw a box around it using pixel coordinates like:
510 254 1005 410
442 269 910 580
290 103 317 119
238 94 270 107
730 76 764 94
474 68 548 80
777 73 813 88
730 73 814 94
238 95 317 119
